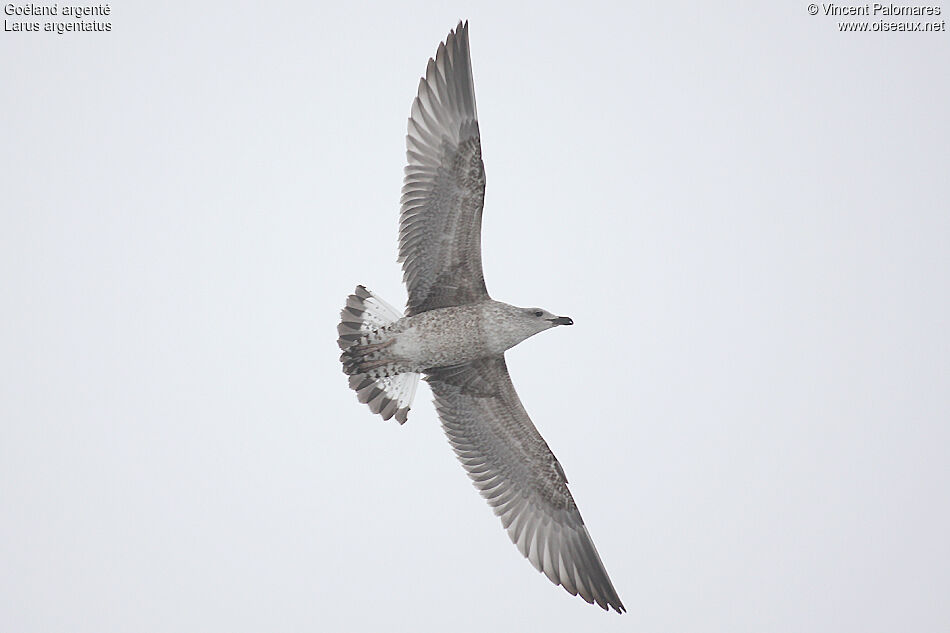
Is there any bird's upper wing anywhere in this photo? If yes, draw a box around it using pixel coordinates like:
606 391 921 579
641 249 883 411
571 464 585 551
399 21 488 316
425 357 625 613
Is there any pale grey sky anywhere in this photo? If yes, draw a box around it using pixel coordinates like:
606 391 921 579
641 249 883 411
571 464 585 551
2 2 948 632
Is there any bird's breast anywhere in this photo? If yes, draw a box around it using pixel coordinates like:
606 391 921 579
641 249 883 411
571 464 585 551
391 306 491 370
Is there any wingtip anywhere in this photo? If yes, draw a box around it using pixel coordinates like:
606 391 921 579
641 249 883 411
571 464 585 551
607 596 627 613
448 20 469 48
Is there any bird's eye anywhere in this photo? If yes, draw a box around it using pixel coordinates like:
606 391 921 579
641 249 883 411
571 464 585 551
534 311 543 317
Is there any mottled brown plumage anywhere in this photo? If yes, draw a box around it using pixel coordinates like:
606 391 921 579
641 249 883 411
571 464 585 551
338 22 624 613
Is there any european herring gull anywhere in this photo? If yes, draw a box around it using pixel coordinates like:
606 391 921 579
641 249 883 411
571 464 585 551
337 21 624 614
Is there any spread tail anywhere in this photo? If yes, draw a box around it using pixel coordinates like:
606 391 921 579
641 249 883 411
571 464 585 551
338 285 419 424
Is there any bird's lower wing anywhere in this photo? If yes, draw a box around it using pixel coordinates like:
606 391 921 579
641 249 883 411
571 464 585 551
425 357 625 613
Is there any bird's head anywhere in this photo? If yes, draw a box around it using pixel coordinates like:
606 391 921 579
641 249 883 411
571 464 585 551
486 302 574 353
512 306 574 336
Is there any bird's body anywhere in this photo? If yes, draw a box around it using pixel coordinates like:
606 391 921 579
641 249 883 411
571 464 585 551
344 300 566 373
337 21 625 613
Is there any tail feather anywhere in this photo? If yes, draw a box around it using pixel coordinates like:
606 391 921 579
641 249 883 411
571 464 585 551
338 285 419 424
338 285 402 350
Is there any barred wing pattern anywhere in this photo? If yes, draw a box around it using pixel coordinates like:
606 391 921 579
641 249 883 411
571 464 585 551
399 21 488 316
426 358 626 613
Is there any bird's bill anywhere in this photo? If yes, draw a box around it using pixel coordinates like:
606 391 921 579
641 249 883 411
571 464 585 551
548 316 574 326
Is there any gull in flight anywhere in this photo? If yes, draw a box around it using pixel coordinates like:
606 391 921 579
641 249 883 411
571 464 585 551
337 21 624 613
